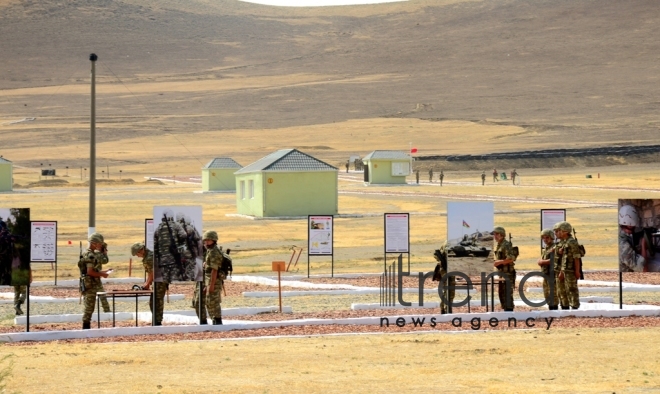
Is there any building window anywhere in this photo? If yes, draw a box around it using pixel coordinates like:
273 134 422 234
240 180 245 200
248 180 254 199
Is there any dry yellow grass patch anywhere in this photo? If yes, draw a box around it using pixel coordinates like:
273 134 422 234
3 328 659 393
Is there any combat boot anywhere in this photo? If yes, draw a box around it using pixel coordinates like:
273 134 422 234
82 322 91 330
561 306 569 310
548 305 558 310
213 317 223 325
154 321 162 326
14 303 23 316
199 319 208 325
571 306 580 310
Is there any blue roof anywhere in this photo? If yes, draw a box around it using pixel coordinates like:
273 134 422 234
203 158 242 169
363 150 410 160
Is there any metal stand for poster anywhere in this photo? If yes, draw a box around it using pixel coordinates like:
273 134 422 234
25 285 30 332
619 271 623 310
198 281 205 325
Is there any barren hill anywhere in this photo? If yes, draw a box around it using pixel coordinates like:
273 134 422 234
0 0 658 170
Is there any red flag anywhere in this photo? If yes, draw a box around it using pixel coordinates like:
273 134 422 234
410 148 418 153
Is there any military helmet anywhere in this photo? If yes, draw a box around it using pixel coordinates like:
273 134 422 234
619 205 639 227
162 209 174 222
541 229 555 239
88 232 104 244
130 242 145 256
176 212 186 222
491 226 506 236
553 221 572 233
203 230 218 241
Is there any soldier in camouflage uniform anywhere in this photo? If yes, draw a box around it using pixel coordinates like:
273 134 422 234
481 171 486 186
537 229 558 310
13 261 31 316
81 233 112 329
193 230 224 325
177 214 203 279
439 170 444 186
432 243 455 314
554 221 581 310
131 242 168 326
492 227 516 311
154 210 190 282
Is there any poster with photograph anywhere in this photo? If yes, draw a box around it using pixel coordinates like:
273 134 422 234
447 202 494 276
385 213 409 253
309 215 333 255
31 221 57 262
153 206 203 282
145 219 154 252
0 208 31 286
618 199 660 272
541 209 566 248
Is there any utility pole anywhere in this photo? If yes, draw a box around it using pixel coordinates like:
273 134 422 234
89 53 97 237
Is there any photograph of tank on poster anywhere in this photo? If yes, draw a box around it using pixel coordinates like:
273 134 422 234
153 206 203 282
0 208 31 286
446 202 494 276
618 199 660 272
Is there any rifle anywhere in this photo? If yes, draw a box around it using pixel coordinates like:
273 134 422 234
163 213 184 275
78 241 86 303
573 228 585 280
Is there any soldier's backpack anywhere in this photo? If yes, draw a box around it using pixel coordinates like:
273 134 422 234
220 248 233 277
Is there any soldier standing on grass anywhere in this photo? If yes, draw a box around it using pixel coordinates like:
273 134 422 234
492 168 499 182
492 227 516 311
554 221 581 310
81 233 112 330
131 242 168 326
511 169 518 185
432 244 455 314
193 231 224 325
481 171 486 186
537 229 558 310
439 170 444 186
429 168 433 183
415 170 420 184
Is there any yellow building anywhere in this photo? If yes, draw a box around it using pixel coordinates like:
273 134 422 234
362 150 411 185
235 149 338 217
0 157 12 192
202 158 242 192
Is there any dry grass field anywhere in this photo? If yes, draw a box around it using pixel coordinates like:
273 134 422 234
1 0 660 392
3 328 660 393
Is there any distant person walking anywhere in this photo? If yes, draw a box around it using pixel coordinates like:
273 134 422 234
511 169 518 185
429 169 433 183
415 170 420 184
481 171 486 186
493 169 499 182
439 170 444 186
345 161 349 173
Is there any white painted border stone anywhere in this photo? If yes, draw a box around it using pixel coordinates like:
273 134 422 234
0 294 184 304
2 304 659 343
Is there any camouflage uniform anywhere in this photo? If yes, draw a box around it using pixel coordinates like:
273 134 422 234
193 244 224 322
619 230 645 272
439 171 444 186
92 254 111 313
179 218 203 280
481 172 486 185
494 239 516 311
554 238 569 309
559 236 581 309
154 217 190 282
81 249 109 324
142 249 168 324
540 244 558 308
13 285 26 315
438 265 455 314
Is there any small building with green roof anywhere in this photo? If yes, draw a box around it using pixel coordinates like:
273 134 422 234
362 150 411 185
0 157 12 192
202 158 242 192
234 149 338 217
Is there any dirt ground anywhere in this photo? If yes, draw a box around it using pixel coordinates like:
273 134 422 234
1 0 660 391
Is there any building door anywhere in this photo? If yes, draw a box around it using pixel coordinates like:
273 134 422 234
364 164 369 182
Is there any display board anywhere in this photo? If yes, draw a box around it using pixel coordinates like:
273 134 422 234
618 199 660 273
446 202 494 277
541 209 566 247
391 162 410 176
385 213 409 253
308 215 333 255
145 219 154 252
0 208 31 286
153 206 203 282
30 221 57 262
